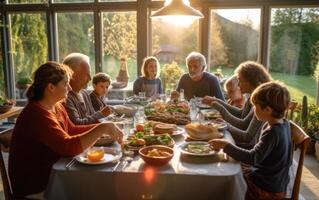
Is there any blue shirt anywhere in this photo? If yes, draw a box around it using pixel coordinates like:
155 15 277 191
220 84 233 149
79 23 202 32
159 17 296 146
176 72 225 101
224 119 292 193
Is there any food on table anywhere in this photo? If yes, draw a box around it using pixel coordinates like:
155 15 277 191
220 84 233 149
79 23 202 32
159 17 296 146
185 123 223 140
136 124 144 132
139 145 174 166
152 122 177 135
185 144 212 154
125 133 174 150
136 138 146 146
203 110 222 120
144 99 190 125
208 119 228 130
87 148 105 162
146 148 172 158
170 91 180 100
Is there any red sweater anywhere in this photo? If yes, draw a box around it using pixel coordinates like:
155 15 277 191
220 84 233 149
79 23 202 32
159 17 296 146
9 102 96 196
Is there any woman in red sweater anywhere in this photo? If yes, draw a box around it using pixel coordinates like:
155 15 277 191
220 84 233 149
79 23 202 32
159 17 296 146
9 61 123 198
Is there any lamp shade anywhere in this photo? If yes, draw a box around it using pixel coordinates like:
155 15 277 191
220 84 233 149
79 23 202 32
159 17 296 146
151 0 204 19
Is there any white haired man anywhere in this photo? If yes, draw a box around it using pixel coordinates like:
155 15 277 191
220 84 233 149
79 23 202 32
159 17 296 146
63 53 112 125
176 52 225 101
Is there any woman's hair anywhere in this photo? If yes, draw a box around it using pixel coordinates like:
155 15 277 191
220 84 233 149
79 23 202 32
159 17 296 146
235 61 272 89
26 61 73 102
92 73 112 85
185 52 207 71
224 75 239 91
141 56 160 78
251 81 290 118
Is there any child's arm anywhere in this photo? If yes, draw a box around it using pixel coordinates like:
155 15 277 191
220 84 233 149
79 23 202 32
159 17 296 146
210 130 276 165
228 115 265 144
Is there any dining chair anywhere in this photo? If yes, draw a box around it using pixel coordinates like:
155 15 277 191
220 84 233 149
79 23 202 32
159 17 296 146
288 120 311 200
0 129 32 200
285 101 298 120
0 144 13 200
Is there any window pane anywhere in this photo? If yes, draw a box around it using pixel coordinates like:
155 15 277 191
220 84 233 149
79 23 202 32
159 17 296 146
269 8 319 104
151 15 199 90
57 12 95 75
210 9 261 76
8 0 45 4
102 11 137 81
9 13 48 98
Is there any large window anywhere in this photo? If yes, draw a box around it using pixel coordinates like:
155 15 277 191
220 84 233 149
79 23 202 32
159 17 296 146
151 16 199 70
269 7 319 104
151 15 200 91
9 12 48 98
210 8 261 76
102 11 137 81
56 12 95 75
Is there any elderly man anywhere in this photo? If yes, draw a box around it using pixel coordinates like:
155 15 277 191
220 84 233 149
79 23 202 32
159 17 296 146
63 53 112 125
176 52 225 101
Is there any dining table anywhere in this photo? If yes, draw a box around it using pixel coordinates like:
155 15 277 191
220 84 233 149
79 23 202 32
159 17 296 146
45 121 247 200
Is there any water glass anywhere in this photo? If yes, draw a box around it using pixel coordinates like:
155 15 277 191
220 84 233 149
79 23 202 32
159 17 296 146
160 94 166 102
165 90 171 102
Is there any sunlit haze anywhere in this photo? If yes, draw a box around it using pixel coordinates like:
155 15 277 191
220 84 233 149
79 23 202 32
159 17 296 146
214 9 261 30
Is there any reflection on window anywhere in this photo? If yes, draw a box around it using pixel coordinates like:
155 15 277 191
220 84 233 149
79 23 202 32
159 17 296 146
269 8 319 103
210 9 261 76
56 12 95 75
9 13 48 98
102 12 137 81
151 15 199 91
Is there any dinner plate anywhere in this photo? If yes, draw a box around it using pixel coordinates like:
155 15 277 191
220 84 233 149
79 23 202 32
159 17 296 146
179 141 217 156
209 119 228 131
171 126 185 136
201 109 222 119
75 147 122 165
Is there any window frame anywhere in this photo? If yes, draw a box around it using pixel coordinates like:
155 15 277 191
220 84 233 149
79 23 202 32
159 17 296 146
0 0 318 98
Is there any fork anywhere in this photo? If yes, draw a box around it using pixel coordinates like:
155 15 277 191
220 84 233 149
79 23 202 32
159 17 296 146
65 158 76 170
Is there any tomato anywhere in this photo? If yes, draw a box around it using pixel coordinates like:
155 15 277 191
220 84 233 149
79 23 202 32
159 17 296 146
136 124 144 131
136 138 146 146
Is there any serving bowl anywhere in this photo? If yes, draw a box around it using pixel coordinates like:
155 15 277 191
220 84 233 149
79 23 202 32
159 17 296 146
139 145 174 166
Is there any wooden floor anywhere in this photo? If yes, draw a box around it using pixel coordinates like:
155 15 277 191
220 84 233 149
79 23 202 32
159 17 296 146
0 153 318 200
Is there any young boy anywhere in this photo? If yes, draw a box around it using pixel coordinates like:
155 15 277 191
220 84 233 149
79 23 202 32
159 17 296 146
90 73 112 112
209 81 292 200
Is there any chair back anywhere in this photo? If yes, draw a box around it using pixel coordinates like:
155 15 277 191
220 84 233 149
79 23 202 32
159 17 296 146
0 144 13 200
285 101 298 120
289 120 311 200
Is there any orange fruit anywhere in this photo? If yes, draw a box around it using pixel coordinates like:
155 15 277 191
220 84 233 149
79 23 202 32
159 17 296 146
136 124 144 131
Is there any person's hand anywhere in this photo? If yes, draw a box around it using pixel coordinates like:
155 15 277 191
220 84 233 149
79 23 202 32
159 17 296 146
202 96 217 105
101 106 112 116
208 139 230 151
103 122 123 144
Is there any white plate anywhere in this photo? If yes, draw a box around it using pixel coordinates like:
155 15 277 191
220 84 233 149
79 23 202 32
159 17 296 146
179 142 217 156
172 126 185 136
75 147 122 165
